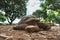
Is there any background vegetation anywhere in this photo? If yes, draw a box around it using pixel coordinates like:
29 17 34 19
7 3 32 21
33 0 60 24
0 0 60 25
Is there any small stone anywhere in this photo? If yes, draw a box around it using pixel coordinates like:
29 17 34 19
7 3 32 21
39 31 47 35
25 25 40 32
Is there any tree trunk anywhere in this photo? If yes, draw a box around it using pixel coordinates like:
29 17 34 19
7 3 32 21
7 17 13 25
9 21 13 25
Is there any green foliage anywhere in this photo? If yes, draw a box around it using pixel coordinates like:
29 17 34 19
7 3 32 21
0 12 6 22
40 3 47 11
46 0 60 10
32 10 56 22
33 10 44 18
0 0 28 24
53 13 60 24
32 0 60 23
43 0 60 23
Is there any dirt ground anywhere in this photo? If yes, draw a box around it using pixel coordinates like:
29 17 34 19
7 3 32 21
0 25 60 40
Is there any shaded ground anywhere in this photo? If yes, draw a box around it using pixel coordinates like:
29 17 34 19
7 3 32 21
0 25 60 40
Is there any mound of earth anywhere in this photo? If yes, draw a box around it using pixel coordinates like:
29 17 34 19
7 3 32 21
0 25 60 40
0 15 59 40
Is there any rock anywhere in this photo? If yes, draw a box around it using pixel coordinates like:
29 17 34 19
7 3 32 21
18 15 36 24
25 18 40 25
13 15 51 31
25 25 40 32
37 22 51 30
13 24 28 30
13 15 40 31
